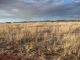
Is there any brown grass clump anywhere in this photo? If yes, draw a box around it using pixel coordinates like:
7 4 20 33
0 22 80 60
0 53 34 60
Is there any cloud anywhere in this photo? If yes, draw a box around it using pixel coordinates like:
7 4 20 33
0 10 13 18
0 0 17 5
0 0 80 20
72 0 80 3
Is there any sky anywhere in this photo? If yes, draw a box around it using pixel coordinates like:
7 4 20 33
0 0 80 22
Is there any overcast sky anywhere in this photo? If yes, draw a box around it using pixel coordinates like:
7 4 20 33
0 0 80 22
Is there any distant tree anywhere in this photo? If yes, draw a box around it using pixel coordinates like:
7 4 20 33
6 22 11 23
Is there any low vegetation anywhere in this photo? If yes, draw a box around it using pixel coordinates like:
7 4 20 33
0 22 80 60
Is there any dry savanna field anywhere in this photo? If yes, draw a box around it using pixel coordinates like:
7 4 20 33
0 22 80 60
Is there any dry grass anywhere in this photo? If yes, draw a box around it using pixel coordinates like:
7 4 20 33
0 22 80 60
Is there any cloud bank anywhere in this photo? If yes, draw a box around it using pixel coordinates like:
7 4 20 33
0 0 80 21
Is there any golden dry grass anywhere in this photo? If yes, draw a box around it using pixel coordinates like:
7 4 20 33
0 22 80 60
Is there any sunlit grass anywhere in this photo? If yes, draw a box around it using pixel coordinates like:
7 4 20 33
0 22 80 60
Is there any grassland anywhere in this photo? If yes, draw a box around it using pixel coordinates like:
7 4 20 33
0 22 80 60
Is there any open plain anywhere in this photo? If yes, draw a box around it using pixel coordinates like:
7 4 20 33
0 22 80 60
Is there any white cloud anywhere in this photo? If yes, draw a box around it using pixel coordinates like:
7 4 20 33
0 10 13 17
72 0 80 3
11 9 19 12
